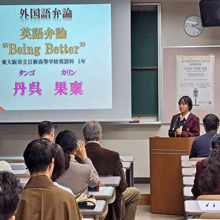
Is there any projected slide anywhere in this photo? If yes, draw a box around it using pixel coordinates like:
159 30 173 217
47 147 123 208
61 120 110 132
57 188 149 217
0 4 112 110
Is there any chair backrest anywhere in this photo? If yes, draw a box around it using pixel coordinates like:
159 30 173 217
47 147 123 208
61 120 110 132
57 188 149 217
190 157 207 161
200 212 220 219
197 195 220 200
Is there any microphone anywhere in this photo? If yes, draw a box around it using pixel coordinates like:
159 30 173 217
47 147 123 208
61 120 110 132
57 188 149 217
172 115 180 131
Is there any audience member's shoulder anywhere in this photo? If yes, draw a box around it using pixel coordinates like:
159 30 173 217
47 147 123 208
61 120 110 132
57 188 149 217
102 147 119 157
54 182 73 195
193 131 209 142
193 135 201 142
197 158 208 169
191 113 199 119
53 184 75 199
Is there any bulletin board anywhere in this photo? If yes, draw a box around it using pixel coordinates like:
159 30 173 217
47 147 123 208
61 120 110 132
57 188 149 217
163 46 220 123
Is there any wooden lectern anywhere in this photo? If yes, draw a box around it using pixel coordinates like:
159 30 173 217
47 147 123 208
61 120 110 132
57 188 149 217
150 137 195 215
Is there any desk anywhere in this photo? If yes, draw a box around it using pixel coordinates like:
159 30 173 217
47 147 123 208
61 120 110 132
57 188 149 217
0 156 24 163
182 168 196 176
181 161 197 168
91 186 115 204
19 178 29 186
80 200 107 220
181 155 189 161
120 156 134 162
183 187 194 200
184 200 220 215
99 176 121 187
13 170 29 174
9 163 26 170
121 156 134 187
122 162 131 169
14 171 30 178
183 176 195 186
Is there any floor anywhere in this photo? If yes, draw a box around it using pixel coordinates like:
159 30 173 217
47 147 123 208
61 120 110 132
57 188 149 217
135 184 183 220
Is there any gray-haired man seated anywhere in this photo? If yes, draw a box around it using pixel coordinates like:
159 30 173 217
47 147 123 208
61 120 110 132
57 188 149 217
82 121 141 220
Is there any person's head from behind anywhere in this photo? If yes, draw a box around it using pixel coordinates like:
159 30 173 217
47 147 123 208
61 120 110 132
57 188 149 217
51 144 65 182
83 121 102 142
178 96 193 115
0 171 23 220
203 114 219 133
55 130 77 171
23 139 55 177
38 121 55 141
210 134 220 151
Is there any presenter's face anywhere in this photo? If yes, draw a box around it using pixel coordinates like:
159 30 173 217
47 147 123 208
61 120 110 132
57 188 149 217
179 101 189 115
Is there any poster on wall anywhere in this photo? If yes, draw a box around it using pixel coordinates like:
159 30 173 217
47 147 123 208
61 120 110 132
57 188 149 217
176 55 215 110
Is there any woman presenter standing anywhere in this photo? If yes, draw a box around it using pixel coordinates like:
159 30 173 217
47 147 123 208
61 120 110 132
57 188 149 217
168 96 200 137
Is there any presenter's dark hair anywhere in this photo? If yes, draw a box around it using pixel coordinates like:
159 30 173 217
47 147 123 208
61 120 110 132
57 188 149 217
203 114 219 132
51 144 65 182
0 171 23 220
55 130 77 171
178 96 193 111
199 134 220 195
23 139 56 174
38 121 54 137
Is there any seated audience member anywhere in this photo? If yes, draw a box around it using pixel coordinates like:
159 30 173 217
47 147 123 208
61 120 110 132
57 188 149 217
50 141 73 194
0 161 12 172
15 139 82 220
55 130 100 194
38 121 55 141
190 114 219 159
199 148 220 195
83 121 141 220
0 171 23 220
192 134 220 198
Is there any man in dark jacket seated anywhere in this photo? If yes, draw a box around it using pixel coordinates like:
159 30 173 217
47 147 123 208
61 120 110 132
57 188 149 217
189 114 219 159
82 121 141 220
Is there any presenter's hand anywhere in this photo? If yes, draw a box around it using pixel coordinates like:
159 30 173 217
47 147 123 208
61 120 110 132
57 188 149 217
75 140 87 160
176 127 182 136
